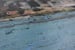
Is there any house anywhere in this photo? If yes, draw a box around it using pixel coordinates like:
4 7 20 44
6 11 18 16
35 0 48 7
19 2 31 9
49 0 75 7
4 1 14 7
23 10 36 15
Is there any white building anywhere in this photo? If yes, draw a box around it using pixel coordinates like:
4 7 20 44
19 2 31 9
4 1 14 6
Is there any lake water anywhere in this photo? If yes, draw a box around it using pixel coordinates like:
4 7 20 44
0 11 75 50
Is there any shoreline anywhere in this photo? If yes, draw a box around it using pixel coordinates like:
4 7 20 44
0 11 75 28
0 16 30 22
0 7 75 22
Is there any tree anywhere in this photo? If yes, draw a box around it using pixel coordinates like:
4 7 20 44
18 8 25 15
27 0 40 8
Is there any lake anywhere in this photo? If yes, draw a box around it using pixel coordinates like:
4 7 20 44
0 11 75 50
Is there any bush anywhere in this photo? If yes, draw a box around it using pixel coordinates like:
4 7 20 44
18 8 25 15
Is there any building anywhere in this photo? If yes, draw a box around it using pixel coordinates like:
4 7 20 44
19 2 31 9
6 10 18 15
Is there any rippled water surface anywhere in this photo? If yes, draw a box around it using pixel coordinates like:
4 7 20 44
0 11 75 50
